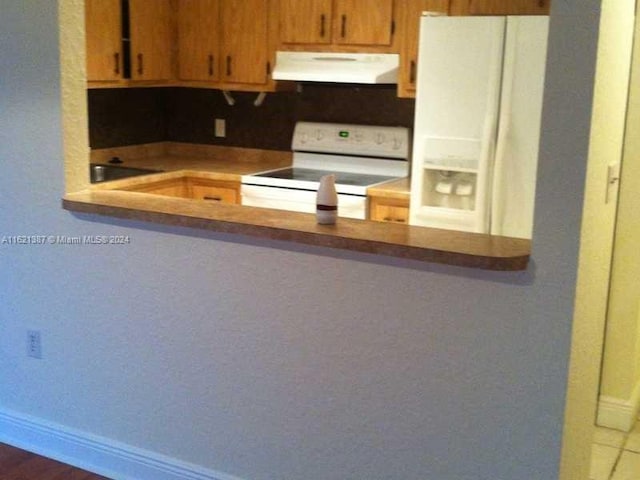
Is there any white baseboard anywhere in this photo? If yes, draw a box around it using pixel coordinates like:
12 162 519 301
0 407 245 480
597 383 640 432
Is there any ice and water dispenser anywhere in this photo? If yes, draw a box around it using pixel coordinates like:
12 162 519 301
411 135 491 233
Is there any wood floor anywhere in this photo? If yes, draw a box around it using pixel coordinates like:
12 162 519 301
0 443 110 480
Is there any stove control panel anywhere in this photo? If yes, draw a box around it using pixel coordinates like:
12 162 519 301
292 122 410 160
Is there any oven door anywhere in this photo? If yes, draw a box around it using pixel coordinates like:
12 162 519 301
241 184 366 219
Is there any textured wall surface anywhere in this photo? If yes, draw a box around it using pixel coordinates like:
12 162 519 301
0 1 601 480
88 84 415 150
601 2 640 404
88 88 170 149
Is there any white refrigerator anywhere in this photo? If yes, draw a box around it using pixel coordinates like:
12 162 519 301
409 15 549 239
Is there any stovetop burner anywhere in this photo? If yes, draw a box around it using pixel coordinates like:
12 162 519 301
242 122 410 207
254 168 397 188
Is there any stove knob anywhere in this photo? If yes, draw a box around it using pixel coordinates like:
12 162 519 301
300 132 308 144
392 137 402 150
315 129 325 141
375 133 385 145
354 130 364 142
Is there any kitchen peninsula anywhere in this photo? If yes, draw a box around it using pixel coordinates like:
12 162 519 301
63 143 530 271
71 0 547 272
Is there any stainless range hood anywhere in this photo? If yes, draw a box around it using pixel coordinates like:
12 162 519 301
272 51 400 84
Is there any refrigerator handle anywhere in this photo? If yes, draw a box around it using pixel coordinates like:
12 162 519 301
478 20 507 234
492 113 511 236
491 20 518 236
478 113 498 233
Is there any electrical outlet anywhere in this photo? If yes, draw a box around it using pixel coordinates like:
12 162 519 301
215 118 226 138
27 330 42 359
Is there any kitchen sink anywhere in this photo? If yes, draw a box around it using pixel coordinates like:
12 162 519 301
90 163 161 183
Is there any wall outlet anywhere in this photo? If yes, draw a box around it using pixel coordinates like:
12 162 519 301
215 118 226 138
27 330 42 359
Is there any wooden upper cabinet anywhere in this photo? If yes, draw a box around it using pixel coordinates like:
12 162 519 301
450 0 550 15
280 0 332 44
220 0 269 85
334 0 395 46
279 0 395 48
398 0 448 98
85 0 122 82
177 0 220 81
129 0 172 81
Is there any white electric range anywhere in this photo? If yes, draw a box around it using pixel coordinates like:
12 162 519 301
241 122 410 219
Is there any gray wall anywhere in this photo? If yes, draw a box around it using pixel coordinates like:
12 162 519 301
0 1 599 480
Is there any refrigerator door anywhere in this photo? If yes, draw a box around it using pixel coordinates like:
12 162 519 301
490 16 549 238
410 16 505 233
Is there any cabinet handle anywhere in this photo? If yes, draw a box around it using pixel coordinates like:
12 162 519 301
341 14 346 38
114 52 120 75
203 196 223 202
226 55 231 77
383 217 406 223
410 60 416 84
320 14 326 37
208 54 214 77
137 53 143 76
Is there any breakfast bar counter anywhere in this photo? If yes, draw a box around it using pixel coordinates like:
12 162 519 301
67 143 531 271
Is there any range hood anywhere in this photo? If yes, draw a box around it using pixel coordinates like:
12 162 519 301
272 51 400 84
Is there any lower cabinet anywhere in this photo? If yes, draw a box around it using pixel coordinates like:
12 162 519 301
188 178 240 204
124 176 240 204
368 196 410 224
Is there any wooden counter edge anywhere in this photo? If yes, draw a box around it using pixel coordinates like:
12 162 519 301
62 190 530 271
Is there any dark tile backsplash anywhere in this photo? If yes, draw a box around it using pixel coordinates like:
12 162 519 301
88 88 170 149
88 85 415 151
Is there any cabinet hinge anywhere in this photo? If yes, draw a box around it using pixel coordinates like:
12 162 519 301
267 62 271 75
391 20 395 36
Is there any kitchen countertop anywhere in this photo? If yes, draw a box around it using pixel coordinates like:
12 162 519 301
366 177 411 200
71 142 530 270
90 143 293 181
63 188 530 271
91 142 411 197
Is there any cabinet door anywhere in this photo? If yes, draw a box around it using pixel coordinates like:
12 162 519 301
334 0 394 46
85 0 122 82
220 0 269 85
398 0 449 97
369 196 409 223
450 0 550 15
280 0 332 44
129 0 172 81
177 0 220 81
